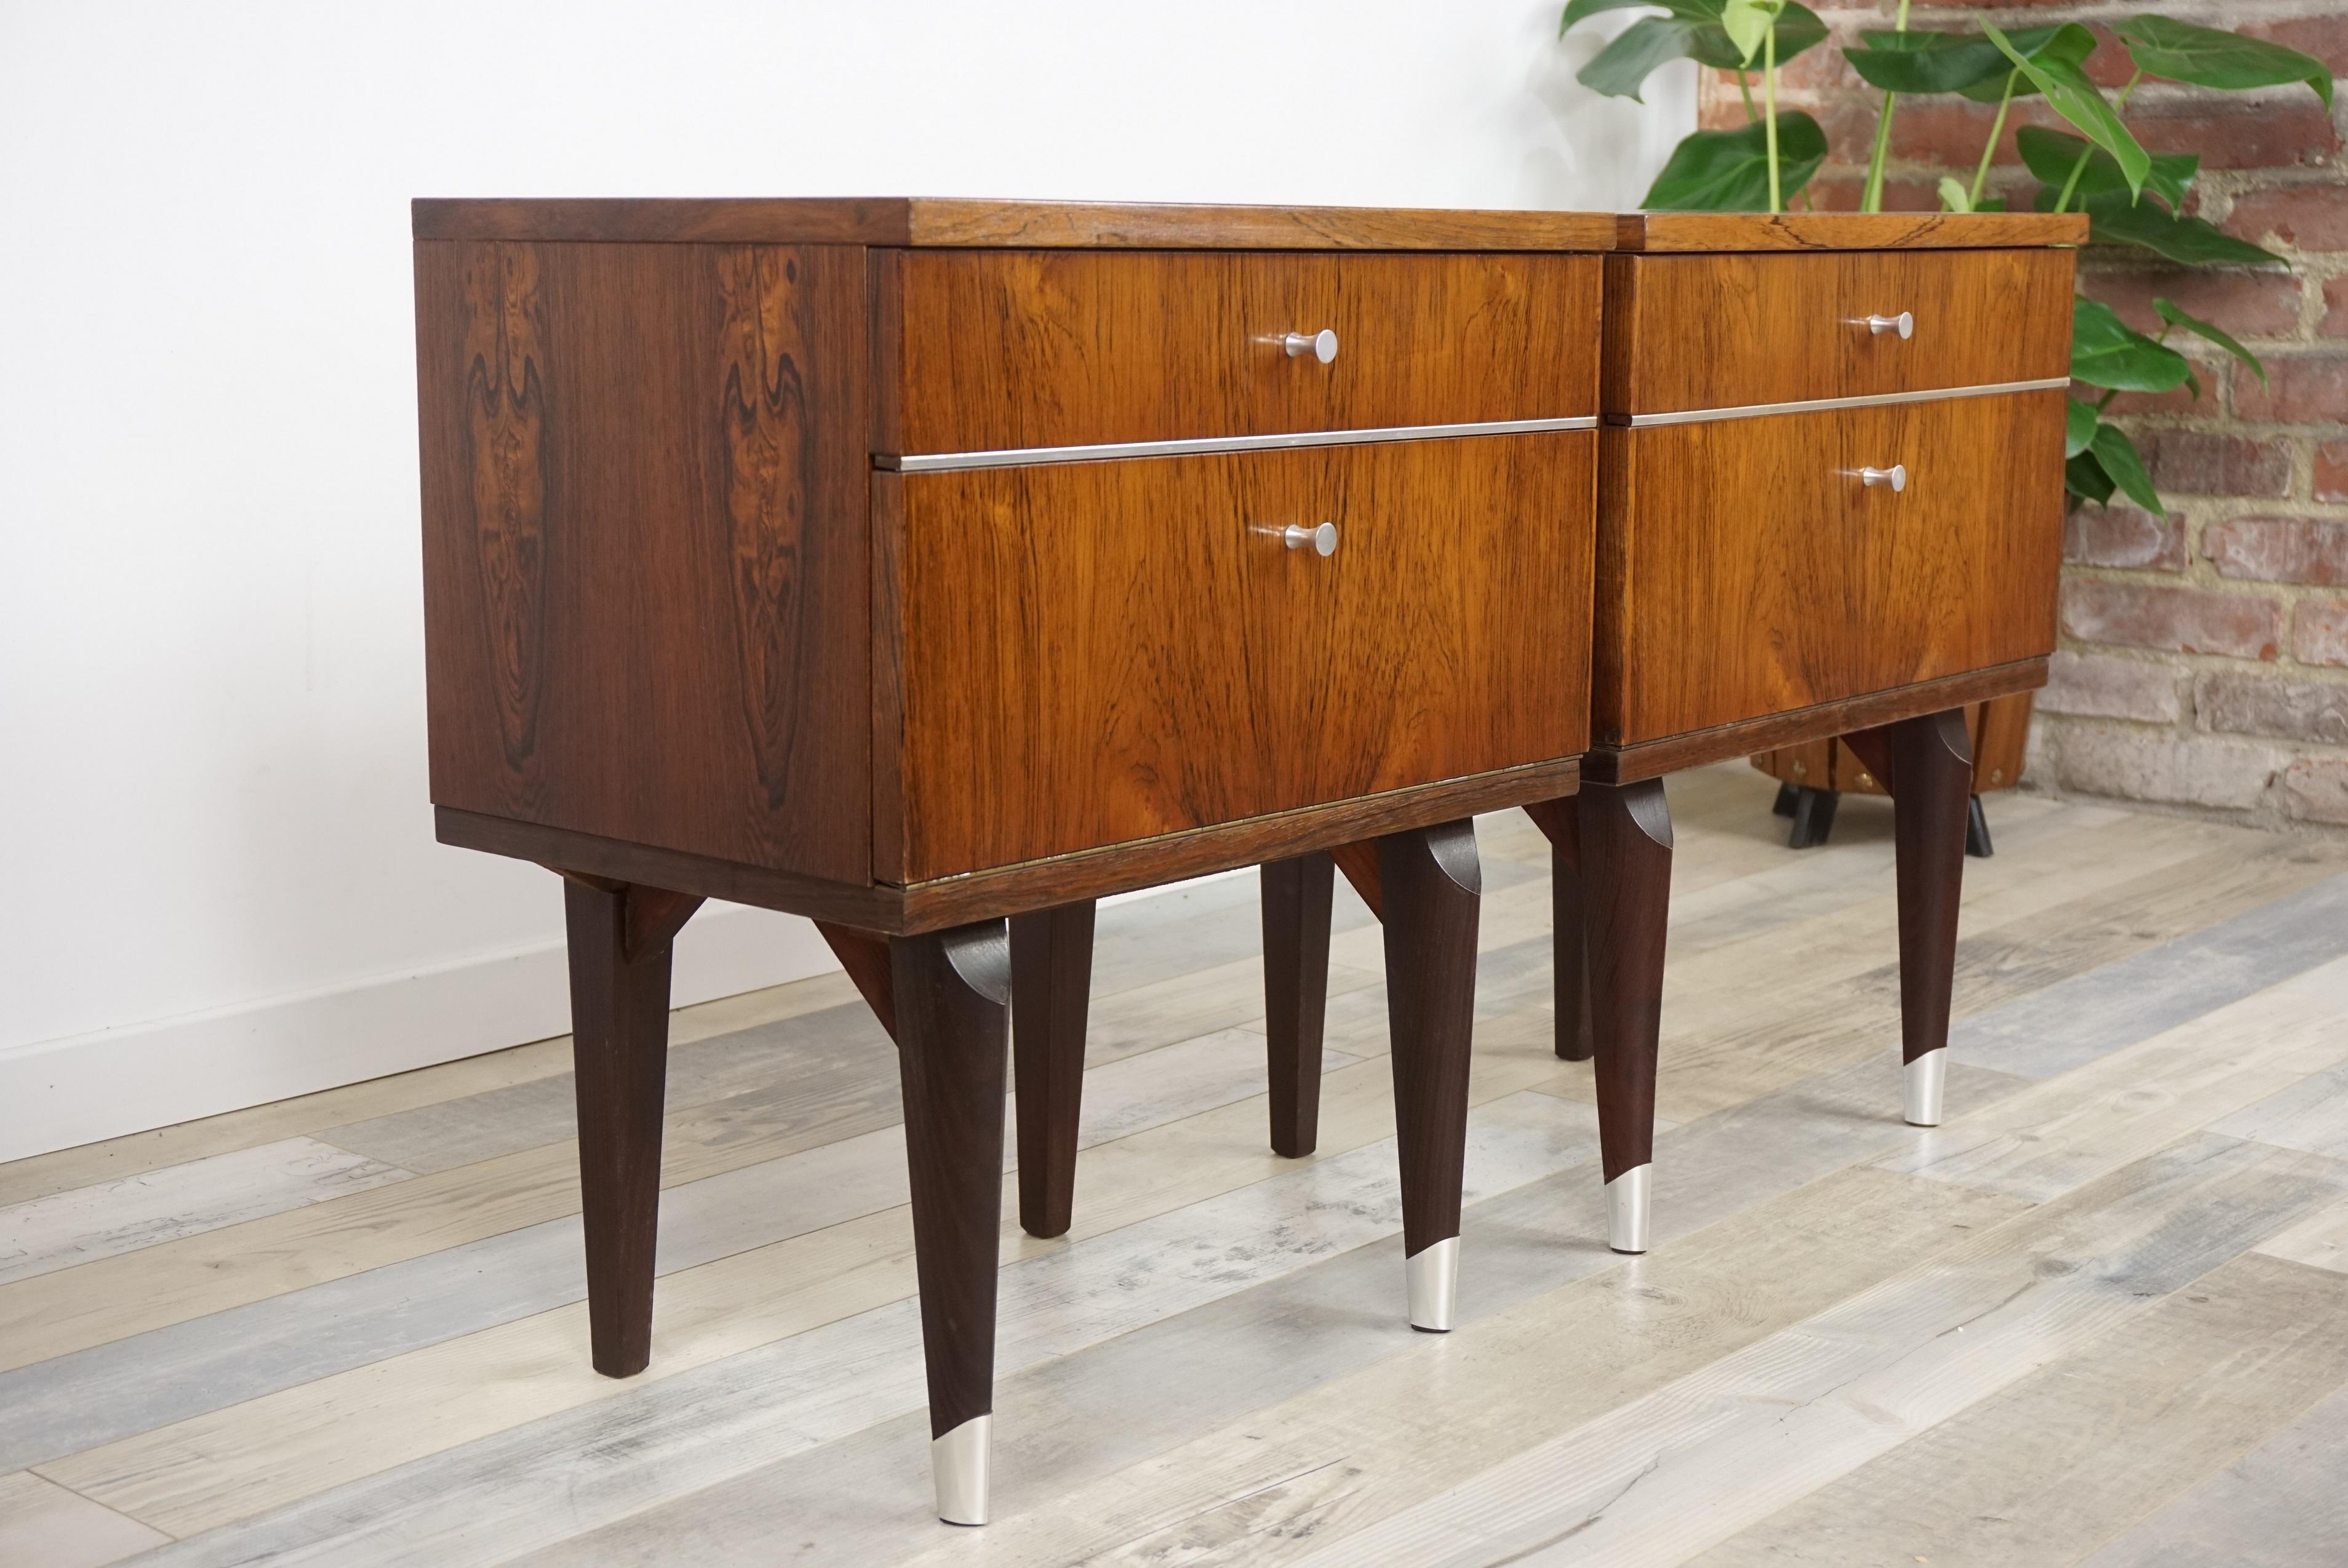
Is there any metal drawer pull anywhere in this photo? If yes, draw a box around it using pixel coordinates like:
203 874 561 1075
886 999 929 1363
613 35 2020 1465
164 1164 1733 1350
1283 522 1340 555
1865 311 1914 339
1282 329 1340 364
1861 464 1908 492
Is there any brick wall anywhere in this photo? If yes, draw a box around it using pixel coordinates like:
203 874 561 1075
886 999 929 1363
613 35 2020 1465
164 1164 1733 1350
1703 2 2348 827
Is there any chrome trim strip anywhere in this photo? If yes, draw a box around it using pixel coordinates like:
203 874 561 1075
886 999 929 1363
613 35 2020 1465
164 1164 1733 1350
883 415 1600 472
1621 376 2070 429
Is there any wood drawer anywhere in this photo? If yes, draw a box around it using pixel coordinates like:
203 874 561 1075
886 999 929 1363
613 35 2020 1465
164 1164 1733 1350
880 432 1595 880
874 250 1600 458
1595 390 2062 744
1602 248 2074 416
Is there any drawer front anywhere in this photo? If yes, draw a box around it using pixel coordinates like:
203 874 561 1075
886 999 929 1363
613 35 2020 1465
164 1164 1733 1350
887 433 1595 880
1599 390 2061 743
880 250 1600 457
1603 248 2074 415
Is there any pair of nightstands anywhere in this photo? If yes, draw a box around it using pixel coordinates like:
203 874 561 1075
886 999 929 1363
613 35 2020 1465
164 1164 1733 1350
412 197 2077 1524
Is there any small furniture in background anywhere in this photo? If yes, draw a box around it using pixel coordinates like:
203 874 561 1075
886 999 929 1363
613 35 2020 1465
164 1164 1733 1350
1751 691 2034 858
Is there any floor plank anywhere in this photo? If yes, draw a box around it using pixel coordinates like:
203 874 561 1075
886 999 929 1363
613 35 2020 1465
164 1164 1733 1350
0 1136 410 1286
0 1470 169 1568
1691 1251 2348 1567
100 1094 1601 1562
1279 1135 2348 1568
2082 1374 2348 1567
0 1024 1360 1476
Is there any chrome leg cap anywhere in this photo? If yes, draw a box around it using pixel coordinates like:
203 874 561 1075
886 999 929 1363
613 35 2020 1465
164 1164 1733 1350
1905 1048 1947 1128
932 1414 991 1526
1607 1164 1651 1254
1405 1235 1460 1332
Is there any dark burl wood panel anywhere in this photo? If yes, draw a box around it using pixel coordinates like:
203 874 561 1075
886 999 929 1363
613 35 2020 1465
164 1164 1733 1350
886 432 1595 881
1595 391 2061 746
1613 211 2087 253
415 239 871 880
1602 248 2075 415
878 251 1600 455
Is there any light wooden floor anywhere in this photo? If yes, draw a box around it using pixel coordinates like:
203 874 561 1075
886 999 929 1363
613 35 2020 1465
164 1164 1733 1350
10 763 2348 1567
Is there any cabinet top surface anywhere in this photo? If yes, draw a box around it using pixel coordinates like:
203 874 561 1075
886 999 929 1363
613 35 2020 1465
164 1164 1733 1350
1615 211 2087 252
410 196 1618 250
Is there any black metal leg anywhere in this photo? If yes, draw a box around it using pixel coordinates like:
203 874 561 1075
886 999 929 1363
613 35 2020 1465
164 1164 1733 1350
1966 794 1995 858
1787 786 1839 850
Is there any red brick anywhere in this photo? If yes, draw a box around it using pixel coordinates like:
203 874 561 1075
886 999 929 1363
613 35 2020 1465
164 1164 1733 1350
2061 579 2283 659
2083 268 2304 341
2136 431 2293 498
2320 440 2348 502
2227 186 2348 253
2206 517 2348 585
1890 97 2061 169
2093 376 2210 418
2296 597 2348 665
2278 757 2348 824
2195 671 2348 742
2040 649 2182 722
2124 95 2340 171
2242 16 2348 78
2064 501 2187 570
2233 356 2348 424
2328 276 2348 337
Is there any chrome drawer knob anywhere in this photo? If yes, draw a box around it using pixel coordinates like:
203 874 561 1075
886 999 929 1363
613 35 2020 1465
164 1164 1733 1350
1861 464 1908 492
1282 329 1339 364
1284 522 1339 555
1866 311 1914 339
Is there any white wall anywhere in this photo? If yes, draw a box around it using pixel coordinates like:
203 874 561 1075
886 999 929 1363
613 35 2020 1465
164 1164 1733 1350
0 2 1691 1161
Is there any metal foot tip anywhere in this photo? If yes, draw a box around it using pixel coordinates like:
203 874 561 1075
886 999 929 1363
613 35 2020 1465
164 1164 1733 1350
1905 1049 1947 1128
932 1414 991 1526
1405 1235 1459 1332
1607 1164 1652 1254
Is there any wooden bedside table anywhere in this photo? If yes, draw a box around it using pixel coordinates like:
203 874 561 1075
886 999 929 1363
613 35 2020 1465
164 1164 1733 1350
410 196 1608 1524
1090 211 2080 1264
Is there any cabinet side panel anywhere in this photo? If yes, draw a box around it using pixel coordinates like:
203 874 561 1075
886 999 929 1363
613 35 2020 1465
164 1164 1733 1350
414 239 871 881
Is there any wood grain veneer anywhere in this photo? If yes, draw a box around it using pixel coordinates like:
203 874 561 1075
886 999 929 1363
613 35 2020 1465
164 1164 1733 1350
415 197 1616 252
1613 211 2088 252
1594 391 2062 747
1581 660 2048 785
415 239 872 882
887 432 1595 881
1600 248 2074 415
877 250 1599 455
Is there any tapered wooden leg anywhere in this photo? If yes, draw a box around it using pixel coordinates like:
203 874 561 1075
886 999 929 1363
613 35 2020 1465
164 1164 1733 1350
1850 708 1973 1128
1526 798 1592 1063
1578 779 1672 1255
1261 853 1336 1158
1379 819 1481 1332
561 876 704 1378
892 920 1013 1526
1009 900 1095 1239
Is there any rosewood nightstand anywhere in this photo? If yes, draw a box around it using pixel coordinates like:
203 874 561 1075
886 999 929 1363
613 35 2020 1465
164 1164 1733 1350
411 196 1608 1524
1039 210 2082 1265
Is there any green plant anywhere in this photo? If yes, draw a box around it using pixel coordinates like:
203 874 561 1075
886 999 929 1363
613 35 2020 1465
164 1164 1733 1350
1556 4 2331 510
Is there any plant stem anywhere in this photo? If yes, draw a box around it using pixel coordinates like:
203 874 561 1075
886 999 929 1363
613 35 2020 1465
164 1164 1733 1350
1764 25 1781 212
1736 70 1757 123
1859 0 1912 213
1967 70 2019 209
2053 68 2142 212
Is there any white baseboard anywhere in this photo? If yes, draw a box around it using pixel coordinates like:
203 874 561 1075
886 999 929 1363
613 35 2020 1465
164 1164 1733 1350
0 904 841 1164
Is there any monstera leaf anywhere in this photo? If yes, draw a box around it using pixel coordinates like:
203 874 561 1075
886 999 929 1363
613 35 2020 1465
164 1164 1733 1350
2116 16 2333 111
1641 112 1826 209
2069 296 2193 394
1562 0 1826 101
1985 20 2150 197
2016 127 2197 210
